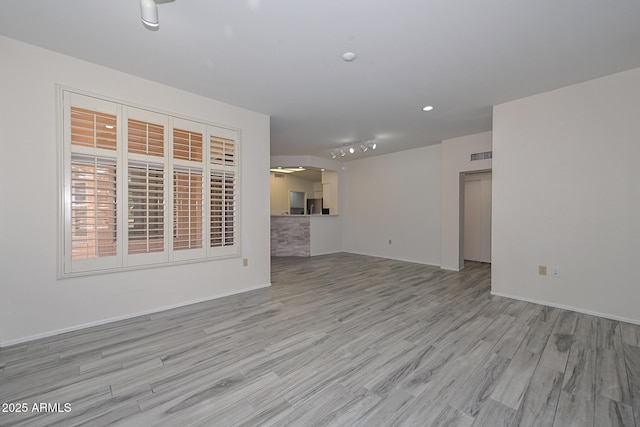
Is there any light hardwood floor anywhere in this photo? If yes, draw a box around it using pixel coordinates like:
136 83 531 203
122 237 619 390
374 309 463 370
1 253 639 426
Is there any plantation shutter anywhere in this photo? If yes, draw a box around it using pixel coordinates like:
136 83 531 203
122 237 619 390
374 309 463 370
62 90 241 276
125 108 168 266
171 119 206 261
70 155 117 259
64 93 120 274
173 168 203 250
127 162 165 255
209 127 239 256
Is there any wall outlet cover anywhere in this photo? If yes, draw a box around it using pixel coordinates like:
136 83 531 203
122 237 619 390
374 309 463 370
538 265 547 276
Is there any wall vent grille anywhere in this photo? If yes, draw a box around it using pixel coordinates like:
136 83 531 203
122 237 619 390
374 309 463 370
471 151 492 161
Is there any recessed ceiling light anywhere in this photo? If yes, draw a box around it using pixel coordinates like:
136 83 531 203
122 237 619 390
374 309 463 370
270 167 306 174
342 52 357 62
105 124 114 129
422 105 434 112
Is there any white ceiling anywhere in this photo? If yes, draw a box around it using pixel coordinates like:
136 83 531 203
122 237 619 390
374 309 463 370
2 0 640 160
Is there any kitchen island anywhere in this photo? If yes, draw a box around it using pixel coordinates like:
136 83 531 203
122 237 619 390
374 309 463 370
270 215 341 257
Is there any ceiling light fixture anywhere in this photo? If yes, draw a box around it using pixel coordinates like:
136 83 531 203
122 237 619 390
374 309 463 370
342 52 357 62
140 0 159 29
330 139 377 158
422 105 434 111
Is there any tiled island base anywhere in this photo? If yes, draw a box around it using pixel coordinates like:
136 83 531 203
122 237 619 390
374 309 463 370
271 215 310 256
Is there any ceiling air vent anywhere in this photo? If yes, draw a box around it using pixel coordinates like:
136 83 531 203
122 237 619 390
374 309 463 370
274 173 285 179
470 151 492 161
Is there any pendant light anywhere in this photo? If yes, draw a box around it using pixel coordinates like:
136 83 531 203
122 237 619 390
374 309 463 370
140 0 159 29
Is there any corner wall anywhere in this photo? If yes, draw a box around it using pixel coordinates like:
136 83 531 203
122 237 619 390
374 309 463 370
0 36 271 345
342 145 441 265
492 67 640 323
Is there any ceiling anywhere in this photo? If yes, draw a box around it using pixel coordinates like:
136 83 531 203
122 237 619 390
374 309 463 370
2 1 640 160
288 168 322 183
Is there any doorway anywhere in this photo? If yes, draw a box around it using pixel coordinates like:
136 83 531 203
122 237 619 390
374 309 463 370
463 171 492 263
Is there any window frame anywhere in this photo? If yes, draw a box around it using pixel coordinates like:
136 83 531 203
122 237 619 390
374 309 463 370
58 87 241 278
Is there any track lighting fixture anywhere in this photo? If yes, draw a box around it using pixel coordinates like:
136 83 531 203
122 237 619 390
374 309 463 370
140 0 159 29
329 139 376 158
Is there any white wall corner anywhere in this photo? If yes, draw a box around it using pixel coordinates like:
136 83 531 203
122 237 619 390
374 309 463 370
440 131 492 271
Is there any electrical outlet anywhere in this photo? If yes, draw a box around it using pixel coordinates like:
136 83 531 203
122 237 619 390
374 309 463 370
388 239 392 245
243 258 248 267
538 265 547 276
551 267 560 278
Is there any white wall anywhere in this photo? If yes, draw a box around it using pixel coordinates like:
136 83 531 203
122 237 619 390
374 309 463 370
342 145 441 265
0 36 271 346
493 67 640 324
441 132 492 270
321 170 339 215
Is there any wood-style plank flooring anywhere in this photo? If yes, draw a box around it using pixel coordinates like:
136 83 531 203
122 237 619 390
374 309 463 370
1 253 639 426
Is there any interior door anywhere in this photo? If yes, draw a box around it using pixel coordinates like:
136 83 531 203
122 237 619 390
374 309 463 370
464 172 492 263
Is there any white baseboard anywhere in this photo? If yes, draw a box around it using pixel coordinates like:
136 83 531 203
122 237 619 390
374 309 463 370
310 250 342 256
0 283 271 348
490 291 640 326
341 250 441 268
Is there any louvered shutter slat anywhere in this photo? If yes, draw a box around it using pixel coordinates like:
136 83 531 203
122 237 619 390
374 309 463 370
210 136 235 166
128 162 165 255
71 156 117 260
173 129 203 162
173 168 203 250
70 107 117 151
128 119 164 157
210 171 236 247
